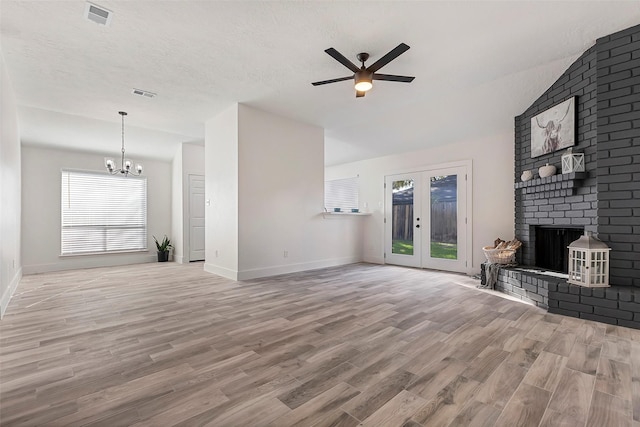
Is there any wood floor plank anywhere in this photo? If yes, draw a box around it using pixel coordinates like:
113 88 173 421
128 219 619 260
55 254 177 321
449 399 501 427
523 351 568 392
462 346 509 383
475 361 528 409
410 374 481 427
1 262 638 426
595 357 633 399
339 368 417 421
360 389 426 426
494 383 551 427
602 335 632 363
407 356 468 400
632 341 640 423
566 342 601 375
540 367 596 427
586 390 632 427
543 330 577 357
267 382 359 427
277 362 356 409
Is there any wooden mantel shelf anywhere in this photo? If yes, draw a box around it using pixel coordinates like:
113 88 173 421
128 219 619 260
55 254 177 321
514 172 586 198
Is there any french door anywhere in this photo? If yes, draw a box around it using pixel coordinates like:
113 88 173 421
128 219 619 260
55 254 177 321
385 164 470 273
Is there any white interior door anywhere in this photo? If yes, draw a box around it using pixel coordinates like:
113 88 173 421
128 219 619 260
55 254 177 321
188 175 205 261
384 173 422 268
385 163 471 273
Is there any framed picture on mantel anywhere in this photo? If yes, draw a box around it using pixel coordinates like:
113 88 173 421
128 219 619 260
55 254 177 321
530 97 575 158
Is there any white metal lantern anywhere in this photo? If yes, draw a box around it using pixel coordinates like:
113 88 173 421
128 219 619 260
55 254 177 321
567 231 610 287
561 147 585 174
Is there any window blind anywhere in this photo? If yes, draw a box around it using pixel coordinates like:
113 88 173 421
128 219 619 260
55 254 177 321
324 176 359 210
61 170 147 255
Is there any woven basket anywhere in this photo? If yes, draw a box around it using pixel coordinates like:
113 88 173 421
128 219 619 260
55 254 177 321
483 246 516 264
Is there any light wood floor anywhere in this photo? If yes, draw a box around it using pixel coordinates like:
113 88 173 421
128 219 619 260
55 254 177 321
1 262 639 426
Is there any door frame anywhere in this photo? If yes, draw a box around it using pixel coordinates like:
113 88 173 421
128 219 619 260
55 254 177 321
383 160 473 273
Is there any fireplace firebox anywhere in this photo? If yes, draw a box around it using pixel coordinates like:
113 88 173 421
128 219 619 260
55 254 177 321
534 227 583 273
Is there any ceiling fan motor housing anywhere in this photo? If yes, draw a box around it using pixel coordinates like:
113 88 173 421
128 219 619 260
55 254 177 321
355 69 373 83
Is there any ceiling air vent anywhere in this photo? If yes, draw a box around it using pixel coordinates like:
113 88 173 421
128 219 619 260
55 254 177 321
132 89 157 99
84 2 112 26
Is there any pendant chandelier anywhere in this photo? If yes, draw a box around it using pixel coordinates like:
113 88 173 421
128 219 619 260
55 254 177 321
105 111 143 176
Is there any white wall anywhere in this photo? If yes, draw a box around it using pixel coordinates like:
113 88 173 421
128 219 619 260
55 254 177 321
236 104 362 279
0 53 22 317
204 104 239 278
172 143 205 264
204 103 363 280
326 131 515 274
21 146 172 273
171 145 184 262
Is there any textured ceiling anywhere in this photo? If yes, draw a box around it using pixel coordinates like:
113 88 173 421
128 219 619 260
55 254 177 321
1 1 639 165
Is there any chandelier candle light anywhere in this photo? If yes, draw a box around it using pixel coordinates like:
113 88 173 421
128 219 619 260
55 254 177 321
105 111 143 176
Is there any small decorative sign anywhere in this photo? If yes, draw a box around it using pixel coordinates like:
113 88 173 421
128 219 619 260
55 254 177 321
561 147 585 174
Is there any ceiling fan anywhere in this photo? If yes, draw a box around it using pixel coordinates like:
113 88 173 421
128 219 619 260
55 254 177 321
312 43 415 98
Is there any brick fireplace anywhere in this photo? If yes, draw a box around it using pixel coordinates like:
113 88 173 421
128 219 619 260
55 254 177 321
481 23 640 329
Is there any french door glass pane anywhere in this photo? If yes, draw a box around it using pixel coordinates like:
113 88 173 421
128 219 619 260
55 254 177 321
430 175 457 259
392 179 414 255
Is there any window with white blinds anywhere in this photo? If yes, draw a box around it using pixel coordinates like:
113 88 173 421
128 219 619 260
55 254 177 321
324 176 359 211
61 170 147 255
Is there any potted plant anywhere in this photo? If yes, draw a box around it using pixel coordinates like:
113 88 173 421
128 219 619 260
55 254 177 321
153 235 172 262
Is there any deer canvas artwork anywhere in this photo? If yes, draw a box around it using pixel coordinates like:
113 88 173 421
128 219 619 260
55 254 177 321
530 97 575 158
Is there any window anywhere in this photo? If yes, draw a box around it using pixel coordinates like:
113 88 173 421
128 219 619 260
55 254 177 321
324 176 358 211
61 170 147 255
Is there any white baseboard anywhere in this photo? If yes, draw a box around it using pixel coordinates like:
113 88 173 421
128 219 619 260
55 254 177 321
1 267 22 319
364 254 384 264
203 256 362 281
23 254 157 275
173 255 184 264
204 263 239 280
236 256 362 281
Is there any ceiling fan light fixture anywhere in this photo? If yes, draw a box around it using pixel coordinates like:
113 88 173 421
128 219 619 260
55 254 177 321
354 70 373 92
312 43 414 96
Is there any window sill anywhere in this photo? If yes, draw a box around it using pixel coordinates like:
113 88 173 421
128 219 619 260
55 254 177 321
60 249 149 257
322 212 371 218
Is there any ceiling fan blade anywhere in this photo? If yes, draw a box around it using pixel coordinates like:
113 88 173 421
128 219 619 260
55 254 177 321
325 48 360 73
372 74 415 83
311 76 354 86
366 43 410 73
356 91 365 98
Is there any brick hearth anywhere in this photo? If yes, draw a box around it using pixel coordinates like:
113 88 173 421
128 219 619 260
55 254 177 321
481 264 640 328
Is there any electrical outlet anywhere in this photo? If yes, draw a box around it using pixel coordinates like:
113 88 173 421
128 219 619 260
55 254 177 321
215 250 219 258
283 250 288 258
